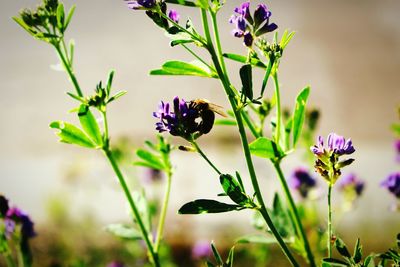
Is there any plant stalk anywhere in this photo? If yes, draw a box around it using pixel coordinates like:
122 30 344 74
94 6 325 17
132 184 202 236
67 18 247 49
328 183 333 258
191 140 222 175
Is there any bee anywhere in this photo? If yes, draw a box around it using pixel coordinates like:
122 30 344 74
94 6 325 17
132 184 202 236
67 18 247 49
188 99 227 134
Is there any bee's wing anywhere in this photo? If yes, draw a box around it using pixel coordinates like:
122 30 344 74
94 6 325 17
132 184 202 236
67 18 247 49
208 103 228 117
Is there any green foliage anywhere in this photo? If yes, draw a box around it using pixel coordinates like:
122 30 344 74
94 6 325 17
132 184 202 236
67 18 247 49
249 137 284 160
105 224 142 240
239 64 253 101
178 199 243 214
268 193 295 238
219 174 253 207
150 60 217 78
206 242 235 267
50 121 97 148
78 105 103 146
235 234 283 245
292 86 310 148
223 53 267 69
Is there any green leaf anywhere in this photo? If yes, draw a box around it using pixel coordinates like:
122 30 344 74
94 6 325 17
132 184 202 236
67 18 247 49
78 105 103 146
219 174 249 206
134 149 165 170
321 258 349 267
292 86 310 147
178 199 242 214
107 91 127 104
211 242 223 265
235 171 245 193
260 61 273 98
364 255 376 267
226 246 235 267
236 234 282 244
131 191 151 232
12 17 36 37
223 53 267 68
56 3 65 31
249 137 283 159
105 224 142 240
50 121 95 148
170 39 194 47
64 5 76 32
206 262 215 267
106 69 115 96
335 237 351 259
196 0 209 9
214 119 237 126
353 238 362 263
240 64 253 100
150 60 216 78
270 193 295 238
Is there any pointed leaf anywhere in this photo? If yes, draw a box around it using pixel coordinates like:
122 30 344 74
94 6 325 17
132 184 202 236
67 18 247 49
56 3 65 31
134 149 165 170
50 121 95 148
226 246 235 267
236 234 282 244
335 237 351 259
105 224 142 240
223 53 267 68
219 174 249 206
165 0 197 7
106 69 115 95
249 137 283 159
321 258 349 267
150 60 216 78
107 91 127 104
214 118 237 126
170 39 194 47
178 199 242 214
78 105 103 146
292 86 310 147
64 5 76 32
240 64 253 100
353 238 362 263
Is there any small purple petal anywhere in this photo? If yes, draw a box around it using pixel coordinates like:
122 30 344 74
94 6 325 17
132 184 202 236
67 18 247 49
192 240 212 259
381 172 400 198
168 9 180 23
243 32 253 47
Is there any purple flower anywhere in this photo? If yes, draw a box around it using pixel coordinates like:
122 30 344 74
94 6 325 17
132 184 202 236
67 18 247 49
381 172 400 198
125 0 156 10
230 2 277 47
107 261 125 267
168 9 179 23
0 195 9 217
192 240 212 259
6 207 36 239
311 133 355 184
311 133 355 156
143 168 163 183
289 167 317 198
338 173 365 196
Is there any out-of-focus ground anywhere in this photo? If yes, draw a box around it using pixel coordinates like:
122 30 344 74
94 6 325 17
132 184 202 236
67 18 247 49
0 0 399 263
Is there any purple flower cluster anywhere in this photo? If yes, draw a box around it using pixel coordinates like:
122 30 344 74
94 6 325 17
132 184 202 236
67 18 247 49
338 173 365 197
310 133 355 184
168 9 179 23
289 168 317 199
229 1 277 47
311 133 355 156
381 172 400 198
192 240 212 259
0 196 36 240
125 0 156 10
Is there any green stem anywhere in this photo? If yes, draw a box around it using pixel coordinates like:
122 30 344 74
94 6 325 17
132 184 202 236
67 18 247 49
200 9 299 267
241 110 260 138
101 111 109 146
53 43 83 97
274 162 316 267
209 11 228 76
181 44 214 71
328 183 333 258
103 148 160 267
273 73 282 146
154 170 172 252
191 140 221 175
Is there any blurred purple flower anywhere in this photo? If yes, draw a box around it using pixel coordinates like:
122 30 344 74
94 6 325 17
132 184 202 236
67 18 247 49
107 261 125 267
153 96 200 139
289 167 317 198
311 133 355 156
192 240 212 259
143 168 163 183
381 172 400 198
338 173 365 196
125 0 156 10
6 207 36 239
168 9 180 23
395 139 400 162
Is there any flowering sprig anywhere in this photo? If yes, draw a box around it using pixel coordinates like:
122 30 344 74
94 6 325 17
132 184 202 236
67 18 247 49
229 2 277 47
311 133 355 185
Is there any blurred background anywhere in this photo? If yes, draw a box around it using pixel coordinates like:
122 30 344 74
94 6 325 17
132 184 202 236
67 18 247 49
0 0 399 266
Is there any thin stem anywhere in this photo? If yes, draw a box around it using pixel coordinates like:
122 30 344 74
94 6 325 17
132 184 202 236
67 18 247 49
16 248 24 267
274 162 316 267
273 73 282 146
210 11 227 76
200 9 299 267
181 44 214 71
241 110 260 138
154 170 172 252
191 140 222 175
328 183 333 258
103 148 160 267
101 111 109 146
53 43 83 97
